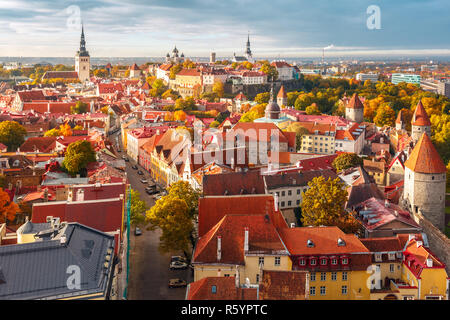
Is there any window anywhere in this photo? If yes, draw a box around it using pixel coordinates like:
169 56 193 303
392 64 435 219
281 201 285 207
320 258 327 265
288 190 292 196
331 272 337 281
297 189 301 194
310 258 317 266
310 286 316 296
331 258 337 265
390 264 395 273
281 191 285 197
388 253 395 260
256 274 259 283
320 272 326 281
320 286 326 295
342 285 348 295
224 274 230 277
310 272 316 281
275 257 281 266
299 258 306 266
259 257 264 266
374 253 382 262
342 257 349 265
211 285 217 294
342 272 348 281
288 201 292 206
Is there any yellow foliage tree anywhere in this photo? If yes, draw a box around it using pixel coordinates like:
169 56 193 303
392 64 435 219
174 110 187 121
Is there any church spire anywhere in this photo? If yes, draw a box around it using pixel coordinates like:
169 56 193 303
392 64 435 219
80 24 87 53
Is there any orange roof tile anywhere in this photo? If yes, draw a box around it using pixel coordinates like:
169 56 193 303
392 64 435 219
411 100 431 126
186 277 257 300
277 85 287 99
259 270 308 300
404 133 446 173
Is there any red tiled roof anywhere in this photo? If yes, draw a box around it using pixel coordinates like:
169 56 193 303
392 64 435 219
202 170 264 197
193 214 286 265
404 133 446 173
19 137 56 153
403 238 446 278
22 102 76 114
346 93 364 109
411 100 431 126
42 71 78 80
259 270 308 300
198 195 279 237
279 226 369 256
271 61 292 69
71 183 126 201
177 68 201 77
17 90 46 102
187 277 257 300
277 85 287 98
227 122 289 143
360 237 403 253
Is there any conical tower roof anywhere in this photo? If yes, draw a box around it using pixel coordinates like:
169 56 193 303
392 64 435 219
396 109 404 124
411 100 431 126
277 85 287 99
346 93 364 109
404 132 446 173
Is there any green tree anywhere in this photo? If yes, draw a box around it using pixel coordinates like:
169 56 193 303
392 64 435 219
130 189 148 226
305 103 321 115
301 176 360 234
332 153 364 172
71 101 89 114
61 140 96 176
0 121 27 151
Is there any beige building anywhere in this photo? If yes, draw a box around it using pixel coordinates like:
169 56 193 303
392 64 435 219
298 122 336 155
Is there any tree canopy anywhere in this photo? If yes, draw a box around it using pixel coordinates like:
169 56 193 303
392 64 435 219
0 188 19 224
130 189 148 226
61 140 96 176
71 101 89 114
332 153 364 172
0 121 27 151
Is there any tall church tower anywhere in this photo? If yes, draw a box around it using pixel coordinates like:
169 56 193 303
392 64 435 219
245 33 253 62
75 25 91 83
403 132 446 231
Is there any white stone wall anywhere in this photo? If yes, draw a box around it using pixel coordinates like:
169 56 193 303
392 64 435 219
345 108 364 123
411 125 431 143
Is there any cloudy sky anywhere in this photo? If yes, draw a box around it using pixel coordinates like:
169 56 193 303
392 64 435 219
0 0 449 58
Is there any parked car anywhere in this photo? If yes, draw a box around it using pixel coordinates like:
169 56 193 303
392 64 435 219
168 279 187 288
153 194 162 200
137 170 144 175
170 261 188 270
171 256 187 263
135 227 142 236
146 189 158 195
131 165 138 170
140 179 148 184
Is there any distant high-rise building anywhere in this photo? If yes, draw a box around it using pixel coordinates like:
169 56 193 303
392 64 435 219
391 73 421 85
75 25 90 82
210 52 216 64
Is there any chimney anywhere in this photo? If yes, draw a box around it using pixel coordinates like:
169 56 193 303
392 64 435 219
217 236 222 261
244 227 249 252
426 258 433 268
274 193 279 211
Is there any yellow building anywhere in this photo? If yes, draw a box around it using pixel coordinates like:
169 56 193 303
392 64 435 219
192 214 291 286
278 226 372 300
174 68 202 98
363 159 386 186
297 122 336 155
120 117 137 150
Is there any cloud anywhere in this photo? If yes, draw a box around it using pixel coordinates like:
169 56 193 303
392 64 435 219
0 0 448 57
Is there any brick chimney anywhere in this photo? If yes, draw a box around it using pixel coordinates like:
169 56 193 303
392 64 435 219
244 227 249 252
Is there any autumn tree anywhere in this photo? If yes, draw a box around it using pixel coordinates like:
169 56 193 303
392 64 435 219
212 80 224 98
210 120 220 128
332 153 364 172
254 92 270 104
239 104 266 122
0 121 27 151
373 104 396 127
59 123 73 137
174 110 187 121
260 62 278 81
61 140 96 176
301 176 360 233
0 188 19 224
130 189 148 226
145 181 200 258
305 103 321 115
71 101 88 114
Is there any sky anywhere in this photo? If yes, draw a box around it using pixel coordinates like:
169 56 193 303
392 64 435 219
0 0 449 58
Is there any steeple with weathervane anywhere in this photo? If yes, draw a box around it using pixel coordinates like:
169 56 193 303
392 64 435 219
245 32 253 61
75 24 91 83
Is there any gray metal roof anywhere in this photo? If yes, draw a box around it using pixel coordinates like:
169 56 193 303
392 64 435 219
0 223 115 300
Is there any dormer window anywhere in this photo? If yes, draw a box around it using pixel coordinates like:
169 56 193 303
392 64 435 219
310 258 317 266
388 253 396 261
307 239 315 248
331 258 338 265
341 257 349 265
337 238 346 246
211 285 217 294
299 258 306 266
374 253 382 262
320 258 327 265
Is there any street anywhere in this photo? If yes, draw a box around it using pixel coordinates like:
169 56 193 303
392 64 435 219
114 133 192 300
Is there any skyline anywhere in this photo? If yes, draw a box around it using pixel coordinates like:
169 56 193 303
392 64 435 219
0 0 449 58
